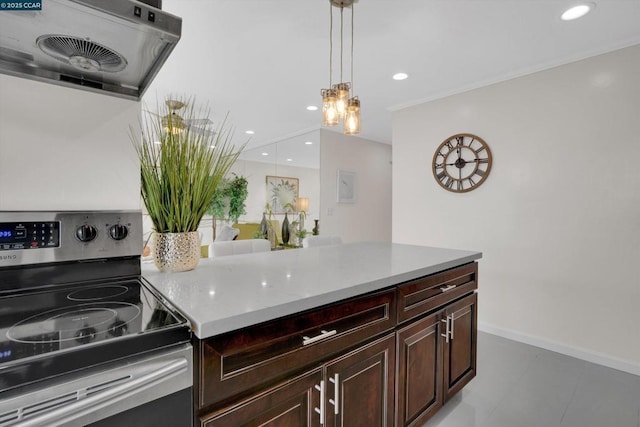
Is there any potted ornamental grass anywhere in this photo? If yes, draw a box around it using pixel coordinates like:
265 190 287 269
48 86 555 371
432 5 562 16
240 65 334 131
132 96 243 272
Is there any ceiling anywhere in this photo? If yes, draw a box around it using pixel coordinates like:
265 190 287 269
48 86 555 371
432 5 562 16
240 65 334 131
146 0 640 159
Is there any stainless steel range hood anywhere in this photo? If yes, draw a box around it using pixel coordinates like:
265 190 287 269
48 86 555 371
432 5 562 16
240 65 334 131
0 0 181 100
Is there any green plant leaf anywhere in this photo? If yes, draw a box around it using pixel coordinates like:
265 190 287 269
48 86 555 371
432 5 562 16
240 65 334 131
132 96 245 233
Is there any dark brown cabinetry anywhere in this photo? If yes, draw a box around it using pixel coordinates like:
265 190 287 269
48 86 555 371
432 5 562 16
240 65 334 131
324 334 395 427
396 312 444 427
194 262 478 427
201 368 322 427
396 263 478 427
199 334 395 427
443 293 477 401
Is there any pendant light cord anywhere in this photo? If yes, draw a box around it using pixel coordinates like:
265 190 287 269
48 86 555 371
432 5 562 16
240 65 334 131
329 2 333 87
350 3 354 93
340 6 344 84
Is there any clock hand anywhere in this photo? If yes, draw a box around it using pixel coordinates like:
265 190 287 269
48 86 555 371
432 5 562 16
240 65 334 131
445 158 478 166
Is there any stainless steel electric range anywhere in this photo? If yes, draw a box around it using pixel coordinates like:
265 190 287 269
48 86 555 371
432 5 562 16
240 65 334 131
0 211 192 427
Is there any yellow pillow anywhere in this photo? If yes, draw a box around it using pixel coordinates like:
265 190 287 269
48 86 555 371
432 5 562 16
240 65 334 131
233 223 261 240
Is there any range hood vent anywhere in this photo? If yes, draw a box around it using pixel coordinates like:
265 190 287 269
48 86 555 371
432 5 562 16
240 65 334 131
37 35 128 73
0 0 182 100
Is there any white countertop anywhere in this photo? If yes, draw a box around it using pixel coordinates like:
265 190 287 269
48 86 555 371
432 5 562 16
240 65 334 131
142 242 482 339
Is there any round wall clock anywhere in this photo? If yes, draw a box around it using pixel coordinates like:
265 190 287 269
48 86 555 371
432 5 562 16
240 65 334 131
432 133 492 193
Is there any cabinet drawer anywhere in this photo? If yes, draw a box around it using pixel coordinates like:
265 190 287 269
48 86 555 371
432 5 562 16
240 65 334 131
397 263 477 324
200 368 323 427
198 289 396 408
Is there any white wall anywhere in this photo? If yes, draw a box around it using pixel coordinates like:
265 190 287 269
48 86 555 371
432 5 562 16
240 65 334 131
320 129 392 243
0 75 141 210
393 45 640 371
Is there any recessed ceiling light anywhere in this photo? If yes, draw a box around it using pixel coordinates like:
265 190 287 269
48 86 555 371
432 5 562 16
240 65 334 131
393 72 409 81
245 130 255 135
305 141 313 145
306 105 318 111
261 152 269 156
561 3 593 21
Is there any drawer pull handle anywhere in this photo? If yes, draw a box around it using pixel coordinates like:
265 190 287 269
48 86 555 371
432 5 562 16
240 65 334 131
329 373 340 415
440 284 457 292
314 380 325 425
303 329 337 346
440 318 450 343
441 314 455 342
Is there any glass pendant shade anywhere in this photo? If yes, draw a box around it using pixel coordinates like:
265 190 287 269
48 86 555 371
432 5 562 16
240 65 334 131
333 82 350 118
162 113 185 134
343 97 361 135
322 88 339 126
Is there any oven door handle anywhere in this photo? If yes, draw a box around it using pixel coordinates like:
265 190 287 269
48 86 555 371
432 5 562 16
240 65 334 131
15 356 189 427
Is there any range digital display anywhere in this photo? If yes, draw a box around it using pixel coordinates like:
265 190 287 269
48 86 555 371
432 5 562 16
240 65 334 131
0 221 59 250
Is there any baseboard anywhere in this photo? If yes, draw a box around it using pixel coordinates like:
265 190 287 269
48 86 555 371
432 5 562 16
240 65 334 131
478 321 640 377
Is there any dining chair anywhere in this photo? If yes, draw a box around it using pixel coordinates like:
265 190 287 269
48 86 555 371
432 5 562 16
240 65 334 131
210 239 271 257
301 235 343 248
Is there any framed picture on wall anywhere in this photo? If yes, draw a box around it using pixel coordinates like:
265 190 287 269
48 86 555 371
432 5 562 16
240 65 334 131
337 170 356 203
266 175 299 214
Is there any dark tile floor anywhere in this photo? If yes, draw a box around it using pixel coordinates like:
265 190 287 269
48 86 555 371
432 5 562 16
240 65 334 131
423 332 640 427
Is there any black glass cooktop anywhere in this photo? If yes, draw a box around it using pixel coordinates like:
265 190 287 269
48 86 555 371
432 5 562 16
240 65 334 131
0 278 190 392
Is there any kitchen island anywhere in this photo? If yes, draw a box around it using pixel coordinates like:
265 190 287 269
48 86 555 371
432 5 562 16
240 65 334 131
143 242 482 427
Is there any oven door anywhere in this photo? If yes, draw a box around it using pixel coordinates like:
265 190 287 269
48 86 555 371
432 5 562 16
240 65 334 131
0 344 192 427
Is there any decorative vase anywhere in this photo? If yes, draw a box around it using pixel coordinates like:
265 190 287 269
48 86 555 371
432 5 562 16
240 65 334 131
267 223 278 248
153 231 201 272
282 213 290 245
312 219 319 236
260 212 268 239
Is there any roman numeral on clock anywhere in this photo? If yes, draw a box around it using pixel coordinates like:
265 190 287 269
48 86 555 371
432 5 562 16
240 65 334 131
445 178 454 188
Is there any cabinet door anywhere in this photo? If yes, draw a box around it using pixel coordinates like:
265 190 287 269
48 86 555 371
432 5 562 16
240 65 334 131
200 368 322 427
324 334 395 427
396 312 444 427
442 292 477 401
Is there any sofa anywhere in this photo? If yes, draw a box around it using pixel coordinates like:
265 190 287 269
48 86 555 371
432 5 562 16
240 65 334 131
233 221 281 243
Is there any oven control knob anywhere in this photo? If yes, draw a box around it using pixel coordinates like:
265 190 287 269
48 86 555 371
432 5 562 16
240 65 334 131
75 225 97 242
108 320 128 337
109 224 128 241
75 326 97 344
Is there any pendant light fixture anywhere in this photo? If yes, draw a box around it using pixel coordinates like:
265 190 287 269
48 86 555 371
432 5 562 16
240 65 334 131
162 99 186 134
321 0 360 135
344 97 360 135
